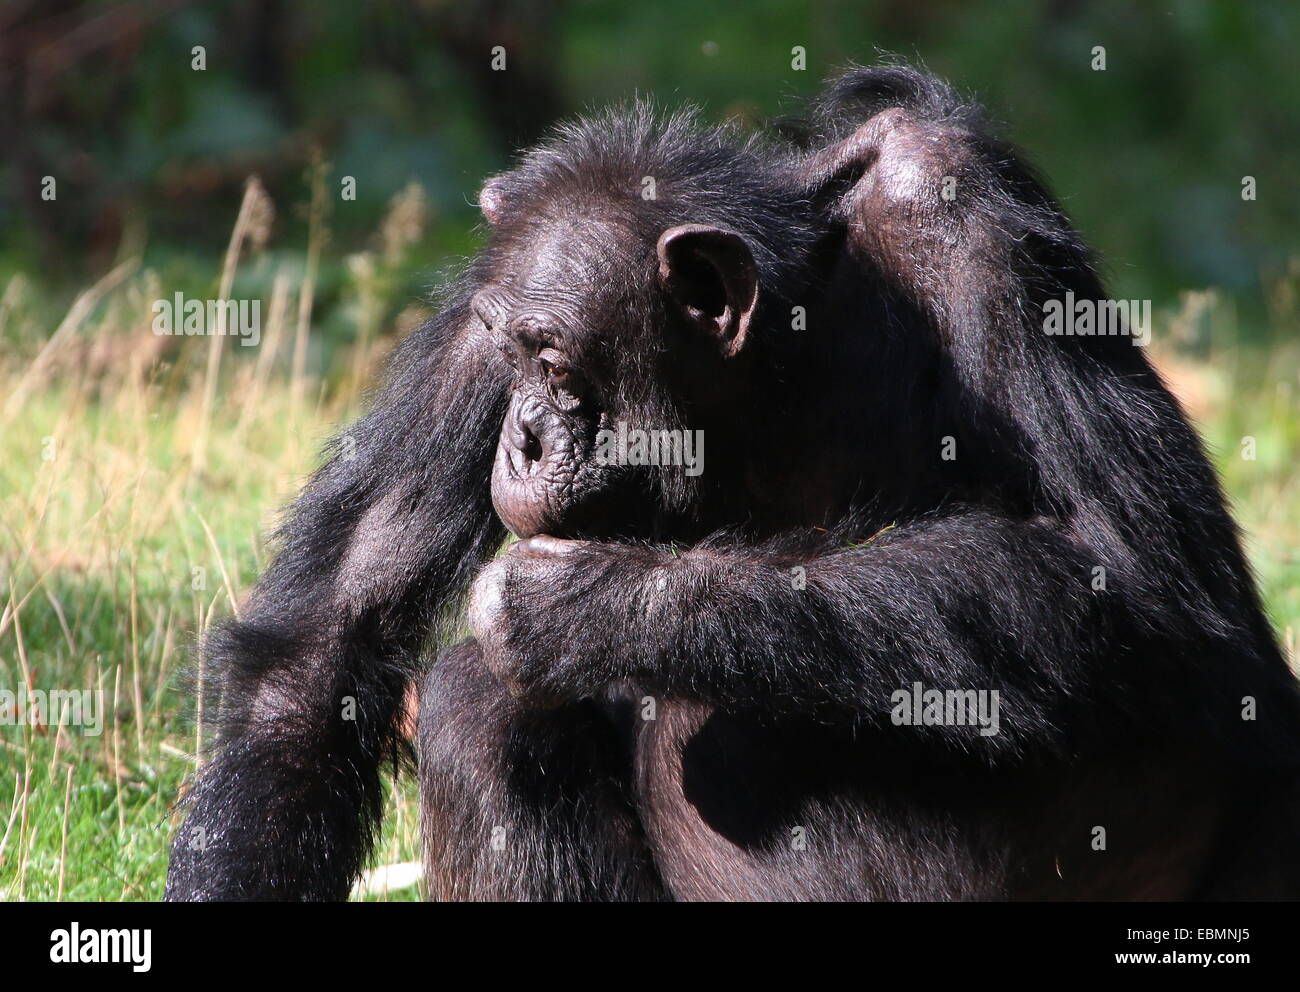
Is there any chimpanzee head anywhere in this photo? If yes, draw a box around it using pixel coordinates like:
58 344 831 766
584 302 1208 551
469 108 821 541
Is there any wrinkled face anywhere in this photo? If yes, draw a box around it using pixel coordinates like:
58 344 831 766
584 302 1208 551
476 188 761 540
474 219 621 539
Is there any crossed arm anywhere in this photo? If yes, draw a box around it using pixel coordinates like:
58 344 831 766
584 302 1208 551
469 512 1114 759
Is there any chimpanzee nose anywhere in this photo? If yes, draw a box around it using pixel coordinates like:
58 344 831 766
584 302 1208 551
505 396 549 471
513 418 543 464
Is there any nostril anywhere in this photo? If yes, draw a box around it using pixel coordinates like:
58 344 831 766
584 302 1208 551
504 396 551 469
521 422 544 463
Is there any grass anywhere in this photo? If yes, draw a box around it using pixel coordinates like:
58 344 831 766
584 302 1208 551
0 182 433 900
0 198 1297 901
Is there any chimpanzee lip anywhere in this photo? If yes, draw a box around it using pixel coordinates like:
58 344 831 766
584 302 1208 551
491 472 635 541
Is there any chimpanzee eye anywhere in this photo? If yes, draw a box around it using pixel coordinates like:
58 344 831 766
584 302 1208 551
537 348 570 383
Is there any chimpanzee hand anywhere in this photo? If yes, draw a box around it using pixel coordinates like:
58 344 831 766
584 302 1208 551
468 535 627 705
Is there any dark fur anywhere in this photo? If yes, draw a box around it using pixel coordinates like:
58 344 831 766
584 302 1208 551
167 64 1300 901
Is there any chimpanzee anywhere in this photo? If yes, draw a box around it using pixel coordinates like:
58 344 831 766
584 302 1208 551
166 64 1300 901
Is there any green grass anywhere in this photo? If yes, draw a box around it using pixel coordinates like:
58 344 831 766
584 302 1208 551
1 240 1296 901
0 184 434 900
0 313 430 900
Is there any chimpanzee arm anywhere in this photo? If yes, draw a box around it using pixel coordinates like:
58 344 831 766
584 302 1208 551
468 514 1118 758
166 290 507 901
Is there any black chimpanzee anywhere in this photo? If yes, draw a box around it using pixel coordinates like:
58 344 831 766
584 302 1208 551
166 65 1300 901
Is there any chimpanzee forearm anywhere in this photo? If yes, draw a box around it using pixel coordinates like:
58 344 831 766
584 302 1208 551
166 298 507 901
472 513 1119 756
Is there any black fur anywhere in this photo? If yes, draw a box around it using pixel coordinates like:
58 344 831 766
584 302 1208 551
167 64 1300 901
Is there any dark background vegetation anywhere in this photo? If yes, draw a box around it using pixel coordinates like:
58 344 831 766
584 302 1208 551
3 0 1297 333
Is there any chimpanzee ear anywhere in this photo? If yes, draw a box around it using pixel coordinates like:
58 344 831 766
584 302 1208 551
656 224 758 358
479 177 508 225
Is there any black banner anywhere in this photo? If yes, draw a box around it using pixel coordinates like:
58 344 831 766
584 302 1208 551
0 901 1284 979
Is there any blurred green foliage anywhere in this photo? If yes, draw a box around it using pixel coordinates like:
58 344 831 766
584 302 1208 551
1 0 1297 330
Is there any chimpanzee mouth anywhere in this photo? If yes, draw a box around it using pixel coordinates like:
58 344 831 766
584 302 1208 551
490 446 666 542
489 394 689 541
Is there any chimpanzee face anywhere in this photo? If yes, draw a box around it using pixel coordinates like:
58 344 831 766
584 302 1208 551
475 190 761 540
472 215 623 539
